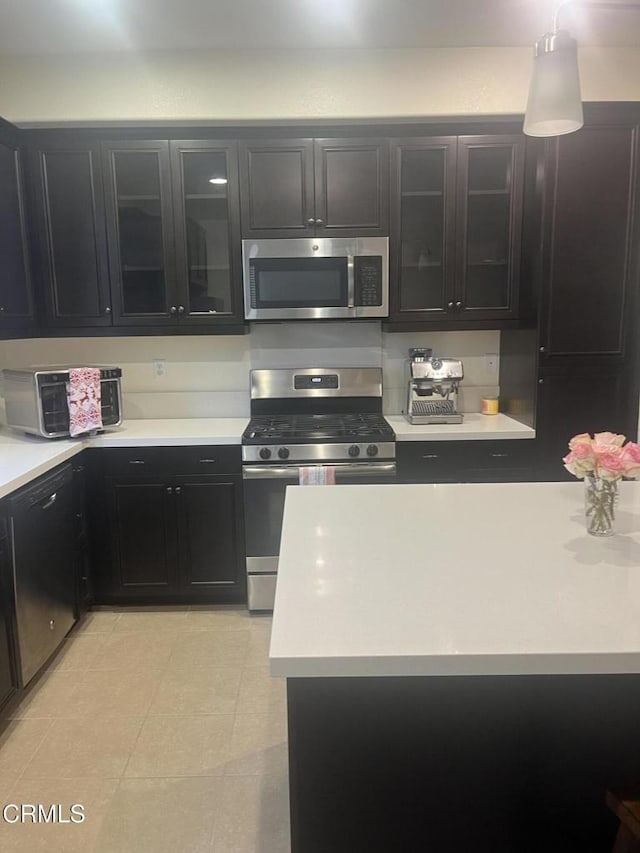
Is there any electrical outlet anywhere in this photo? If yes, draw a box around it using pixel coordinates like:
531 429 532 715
484 353 499 375
152 358 167 379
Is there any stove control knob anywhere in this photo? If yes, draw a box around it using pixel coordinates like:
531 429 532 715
366 444 379 457
278 447 290 460
348 445 360 458
259 447 272 460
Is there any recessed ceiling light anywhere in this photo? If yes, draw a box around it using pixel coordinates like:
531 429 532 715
209 177 228 185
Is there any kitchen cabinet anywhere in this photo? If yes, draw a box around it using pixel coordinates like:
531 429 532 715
538 118 640 367
91 447 246 604
101 138 244 329
0 118 35 335
0 515 18 710
397 439 536 484
238 137 388 238
529 105 640 479
29 138 112 327
534 370 634 481
388 134 525 328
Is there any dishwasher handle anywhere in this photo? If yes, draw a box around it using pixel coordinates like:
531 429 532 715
39 493 58 511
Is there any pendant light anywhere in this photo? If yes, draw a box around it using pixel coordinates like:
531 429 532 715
523 1 640 138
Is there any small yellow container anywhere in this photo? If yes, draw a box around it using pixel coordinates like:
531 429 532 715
481 397 499 415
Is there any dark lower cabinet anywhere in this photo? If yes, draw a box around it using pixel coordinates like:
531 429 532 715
535 370 635 481
397 439 536 484
93 448 246 604
0 517 18 710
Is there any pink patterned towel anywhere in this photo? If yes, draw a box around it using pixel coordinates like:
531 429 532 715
67 367 103 437
299 467 336 485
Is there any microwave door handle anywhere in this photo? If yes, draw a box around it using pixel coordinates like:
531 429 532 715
347 256 355 308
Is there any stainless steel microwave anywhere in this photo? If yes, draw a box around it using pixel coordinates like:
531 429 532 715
242 237 389 320
2 366 122 438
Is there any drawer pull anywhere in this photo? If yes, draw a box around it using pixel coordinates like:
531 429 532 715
489 453 509 458
128 460 146 465
199 458 216 464
421 454 440 460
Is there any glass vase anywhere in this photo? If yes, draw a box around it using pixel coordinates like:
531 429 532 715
584 475 618 537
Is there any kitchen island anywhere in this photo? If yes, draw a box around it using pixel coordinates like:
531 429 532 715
270 482 640 853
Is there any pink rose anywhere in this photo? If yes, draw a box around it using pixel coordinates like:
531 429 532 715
563 449 595 478
596 451 627 481
568 433 593 450
594 431 626 447
621 442 640 478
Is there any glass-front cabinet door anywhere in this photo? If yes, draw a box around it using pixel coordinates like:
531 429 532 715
391 138 456 318
455 136 524 319
102 140 177 325
170 141 242 324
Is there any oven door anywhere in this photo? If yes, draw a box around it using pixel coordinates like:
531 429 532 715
242 462 396 610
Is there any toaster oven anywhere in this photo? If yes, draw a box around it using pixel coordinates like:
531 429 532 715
2 366 123 438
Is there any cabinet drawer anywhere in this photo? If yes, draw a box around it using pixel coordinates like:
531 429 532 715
398 440 536 483
397 442 463 482
96 446 242 476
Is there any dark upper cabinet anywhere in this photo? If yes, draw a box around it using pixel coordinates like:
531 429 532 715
0 120 35 333
389 134 525 327
102 140 178 325
239 137 389 238
538 119 640 365
102 139 244 328
169 140 243 323
30 140 112 327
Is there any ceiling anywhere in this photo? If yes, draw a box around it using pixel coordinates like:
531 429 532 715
1 0 640 54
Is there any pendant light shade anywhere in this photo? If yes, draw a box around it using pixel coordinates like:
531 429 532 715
523 30 584 137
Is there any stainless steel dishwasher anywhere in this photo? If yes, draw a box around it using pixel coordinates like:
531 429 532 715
9 463 76 686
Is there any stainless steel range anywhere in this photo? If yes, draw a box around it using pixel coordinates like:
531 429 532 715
242 367 396 611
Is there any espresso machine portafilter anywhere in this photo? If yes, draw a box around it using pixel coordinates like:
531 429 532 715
404 348 464 425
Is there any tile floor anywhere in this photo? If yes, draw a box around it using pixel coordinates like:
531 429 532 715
0 606 290 852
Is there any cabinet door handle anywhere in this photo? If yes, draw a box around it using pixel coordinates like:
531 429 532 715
128 460 145 465
178 305 185 314
489 452 509 458
421 454 440 460
199 458 216 464
170 306 177 314
539 346 545 353
104 306 112 314
455 301 462 309
538 378 544 384
306 218 315 226
447 302 454 309
40 493 57 510
166 486 173 494
315 218 324 226
175 486 182 495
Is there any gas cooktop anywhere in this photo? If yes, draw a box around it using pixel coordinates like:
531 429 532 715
242 412 394 445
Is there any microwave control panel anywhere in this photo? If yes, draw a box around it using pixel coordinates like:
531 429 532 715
354 256 383 307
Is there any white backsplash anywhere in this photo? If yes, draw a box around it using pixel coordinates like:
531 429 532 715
0 324 500 421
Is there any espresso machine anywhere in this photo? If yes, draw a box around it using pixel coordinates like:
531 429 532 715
404 348 464 424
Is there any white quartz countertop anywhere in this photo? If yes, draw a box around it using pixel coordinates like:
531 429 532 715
386 413 535 441
270 481 640 678
0 418 247 500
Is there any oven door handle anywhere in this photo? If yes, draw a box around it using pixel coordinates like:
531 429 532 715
242 462 396 479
